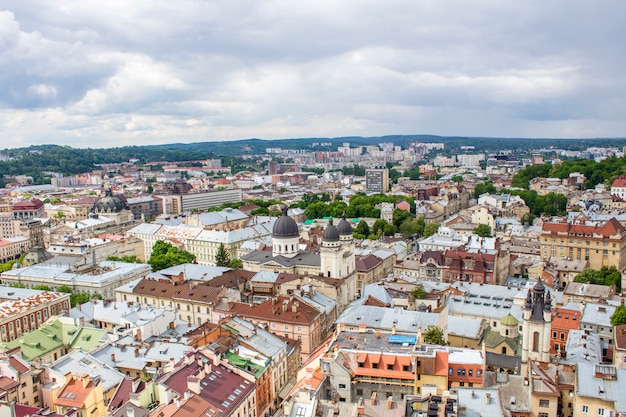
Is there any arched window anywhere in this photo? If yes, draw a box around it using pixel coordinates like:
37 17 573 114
532 331 540 352
501 346 507 355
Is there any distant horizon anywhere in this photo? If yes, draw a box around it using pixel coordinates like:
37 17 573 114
3 134 626 152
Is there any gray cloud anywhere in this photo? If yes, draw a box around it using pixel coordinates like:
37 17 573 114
1 1 626 148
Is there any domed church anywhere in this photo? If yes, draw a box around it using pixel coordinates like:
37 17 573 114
91 184 133 225
242 207 356 280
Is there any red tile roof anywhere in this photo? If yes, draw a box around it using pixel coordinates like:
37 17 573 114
222 296 321 325
132 278 225 304
612 175 626 188
542 217 624 238
355 254 382 272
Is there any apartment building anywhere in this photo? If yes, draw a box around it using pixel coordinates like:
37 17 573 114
540 218 626 270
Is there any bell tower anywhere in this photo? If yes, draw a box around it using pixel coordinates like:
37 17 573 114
521 278 552 375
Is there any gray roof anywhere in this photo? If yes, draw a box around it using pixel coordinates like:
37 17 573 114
457 388 504 417
224 317 285 358
577 363 626 413
447 316 484 339
48 349 125 393
361 284 393 307
336 304 440 334
2 261 150 285
158 263 231 282
241 250 321 268
562 329 602 364
581 303 615 327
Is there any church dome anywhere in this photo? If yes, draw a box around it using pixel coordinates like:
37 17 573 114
337 213 353 235
323 219 340 242
93 188 127 213
273 206 299 238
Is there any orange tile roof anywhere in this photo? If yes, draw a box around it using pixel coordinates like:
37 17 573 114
551 308 581 332
434 351 449 376
55 376 92 408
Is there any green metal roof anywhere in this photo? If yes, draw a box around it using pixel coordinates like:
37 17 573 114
224 351 265 378
303 219 316 225
500 313 519 326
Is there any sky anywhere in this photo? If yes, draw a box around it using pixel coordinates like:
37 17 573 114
1 1 626 149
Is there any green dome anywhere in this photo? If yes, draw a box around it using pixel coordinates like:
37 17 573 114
500 313 519 326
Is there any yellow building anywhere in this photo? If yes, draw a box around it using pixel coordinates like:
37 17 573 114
540 218 626 270
53 373 107 417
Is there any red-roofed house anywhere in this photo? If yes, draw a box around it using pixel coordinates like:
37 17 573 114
611 175 626 199
550 306 581 356
213 296 324 357
12 199 45 220
53 373 106 417
540 218 626 269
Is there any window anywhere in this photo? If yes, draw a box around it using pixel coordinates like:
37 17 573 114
297 326 302 332
598 409 604 416
356 389 363 396
539 400 549 407
582 405 588 414
532 332 540 352
338 384 346 389
284 324 289 330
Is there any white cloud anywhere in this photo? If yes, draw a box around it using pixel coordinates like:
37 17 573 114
1 0 626 148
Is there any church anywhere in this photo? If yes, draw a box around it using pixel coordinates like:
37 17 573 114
241 207 358 303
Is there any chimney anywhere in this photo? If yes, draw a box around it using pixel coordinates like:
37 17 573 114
370 392 377 406
134 348 140 357
339 322 346 332
485 393 491 404
126 407 135 417
111 353 116 363
387 396 393 410
391 324 396 335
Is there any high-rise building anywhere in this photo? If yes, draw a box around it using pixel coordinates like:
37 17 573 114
365 168 389 193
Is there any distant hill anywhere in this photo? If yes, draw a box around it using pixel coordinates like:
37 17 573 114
138 134 626 155
2 135 626 187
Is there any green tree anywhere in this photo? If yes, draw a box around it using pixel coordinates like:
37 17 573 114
372 219 393 236
423 223 439 238
229 258 243 269
71 292 102 308
354 220 370 238
58 285 72 293
33 285 51 291
423 326 447 346
473 224 493 238
215 243 231 267
451 175 463 183
611 305 626 326
574 266 621 292
106 255 140 263
411 285 426 300
474 180 496 199
148 240 196 271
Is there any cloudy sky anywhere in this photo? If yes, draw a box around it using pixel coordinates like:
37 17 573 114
1 1 625 149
